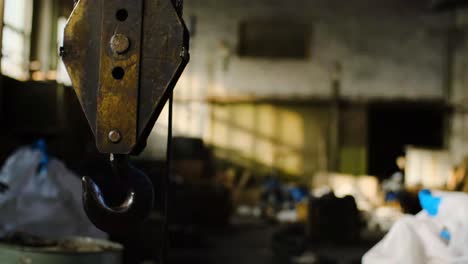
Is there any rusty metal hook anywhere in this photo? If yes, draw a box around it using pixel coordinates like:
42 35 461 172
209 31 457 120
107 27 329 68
82 154 154 234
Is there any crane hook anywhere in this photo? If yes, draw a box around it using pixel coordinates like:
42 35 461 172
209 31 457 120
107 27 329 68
82 154 154 234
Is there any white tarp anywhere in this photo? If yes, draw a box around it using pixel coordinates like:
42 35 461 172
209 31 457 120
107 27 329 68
0 147 105 239
363 191 468 264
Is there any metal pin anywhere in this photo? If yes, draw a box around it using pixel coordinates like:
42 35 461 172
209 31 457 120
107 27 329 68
110 34 130 55
108 130 122 143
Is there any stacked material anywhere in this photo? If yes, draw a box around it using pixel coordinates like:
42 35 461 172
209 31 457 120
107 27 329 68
0 147 104 239
364 190 468 263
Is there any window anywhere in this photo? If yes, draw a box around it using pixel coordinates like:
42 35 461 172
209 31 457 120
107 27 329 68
238 20 310 59
2 0 34 80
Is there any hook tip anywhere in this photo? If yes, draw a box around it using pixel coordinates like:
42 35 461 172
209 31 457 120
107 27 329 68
80 167 154 234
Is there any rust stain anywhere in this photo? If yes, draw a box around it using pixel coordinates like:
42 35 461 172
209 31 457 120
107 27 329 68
62 0 190 155
96 0 143 154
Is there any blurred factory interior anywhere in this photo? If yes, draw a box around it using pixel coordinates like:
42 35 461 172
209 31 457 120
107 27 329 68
0 0 468 263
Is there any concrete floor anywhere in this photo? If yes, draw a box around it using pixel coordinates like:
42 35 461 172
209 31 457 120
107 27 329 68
169 217 276 264
168 217 372 264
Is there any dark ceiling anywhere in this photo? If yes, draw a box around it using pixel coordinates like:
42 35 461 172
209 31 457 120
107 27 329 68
56 0 468 18
431 0 468 10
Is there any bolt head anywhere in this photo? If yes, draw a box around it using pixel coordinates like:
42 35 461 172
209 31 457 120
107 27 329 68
180 47 189 61
108 130 122 143
110 34 130 55
59 46 65 57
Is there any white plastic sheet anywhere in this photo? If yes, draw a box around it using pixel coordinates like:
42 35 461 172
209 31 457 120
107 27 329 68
0 147 105 239
363 191 468 264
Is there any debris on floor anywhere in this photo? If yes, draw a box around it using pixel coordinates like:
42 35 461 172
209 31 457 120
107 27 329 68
0 144 104 239
364 190 468 263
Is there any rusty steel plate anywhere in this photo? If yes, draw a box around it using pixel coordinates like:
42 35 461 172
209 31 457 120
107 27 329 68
62 0 189 154
96 0 143 154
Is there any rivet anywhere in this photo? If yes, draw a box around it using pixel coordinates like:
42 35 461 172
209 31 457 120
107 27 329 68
108 130 122 143
110 34 130 55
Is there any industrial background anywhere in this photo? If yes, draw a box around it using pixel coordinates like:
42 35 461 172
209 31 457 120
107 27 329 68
0 0 467 263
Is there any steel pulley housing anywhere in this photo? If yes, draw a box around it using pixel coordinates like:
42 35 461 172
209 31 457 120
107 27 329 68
62 0 189 155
